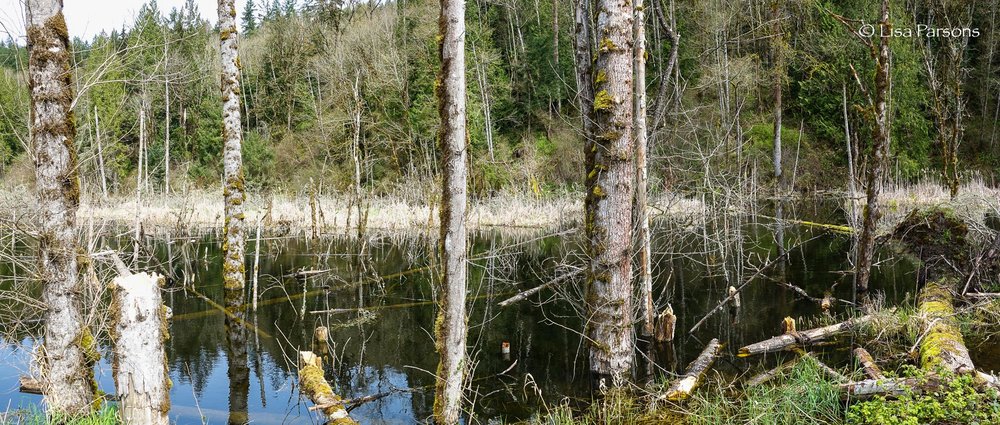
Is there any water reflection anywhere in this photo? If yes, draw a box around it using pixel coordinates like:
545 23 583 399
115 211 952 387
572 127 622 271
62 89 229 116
0 205 932 423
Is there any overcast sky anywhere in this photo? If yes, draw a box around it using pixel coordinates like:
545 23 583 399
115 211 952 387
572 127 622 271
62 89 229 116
0 0 249 42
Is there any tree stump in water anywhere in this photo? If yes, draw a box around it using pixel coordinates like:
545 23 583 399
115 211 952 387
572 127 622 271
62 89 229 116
111 272 170 425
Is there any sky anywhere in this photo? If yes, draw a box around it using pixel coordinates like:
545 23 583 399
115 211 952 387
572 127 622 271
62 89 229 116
0 0 250 42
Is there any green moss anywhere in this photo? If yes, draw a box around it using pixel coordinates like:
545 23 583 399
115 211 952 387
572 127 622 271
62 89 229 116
599 37 617 52
593 90 613 112
594 70 607 87
847 368 1000 425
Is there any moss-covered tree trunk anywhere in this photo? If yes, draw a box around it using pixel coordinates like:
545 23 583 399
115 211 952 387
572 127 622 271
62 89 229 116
856 0 891 295
25 0 95 414
219 0 246 296
585 0 635 383
218 3 249 423
433 0 469 422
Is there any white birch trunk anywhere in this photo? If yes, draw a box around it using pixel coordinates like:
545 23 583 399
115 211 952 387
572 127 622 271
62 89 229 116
111 272 170 425
26 0 95 413
433 0 469 421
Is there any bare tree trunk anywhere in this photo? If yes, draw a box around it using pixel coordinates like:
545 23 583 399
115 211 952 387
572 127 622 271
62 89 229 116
219 0 247 295
572 0 594 136
585 0 635 383
771 0 784 186
163 32 171 195
111 272 170 425
633 0 653 338
433 0 469 421
856 0 891 295
25 0 95 413
93 105 108 198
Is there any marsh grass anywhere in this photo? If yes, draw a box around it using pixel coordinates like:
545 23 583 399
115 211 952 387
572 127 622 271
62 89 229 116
4 404 120 425
684 357 842 425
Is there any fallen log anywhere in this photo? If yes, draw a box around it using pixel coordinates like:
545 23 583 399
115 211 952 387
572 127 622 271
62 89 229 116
661 338 721 401
853 347 884 379
745 357 799 387
838 377 940 400
738 315 876 357
298 351 357 425
497 268 584 307
916 277 975 374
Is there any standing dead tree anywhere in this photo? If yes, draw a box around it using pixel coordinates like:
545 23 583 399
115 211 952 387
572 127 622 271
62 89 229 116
25 0 95 414
584 0 636 384
829 0 892 295
920 1 972 199
433 0 470 421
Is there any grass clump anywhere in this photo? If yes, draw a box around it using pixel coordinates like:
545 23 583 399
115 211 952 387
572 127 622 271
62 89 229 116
846 367 1000 425
686 356 842 425
9 403 120 425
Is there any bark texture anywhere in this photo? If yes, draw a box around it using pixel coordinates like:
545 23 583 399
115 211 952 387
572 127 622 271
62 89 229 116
433 0 469 421
111 273 170 425
855 0 891 294
585 0 636 382
25 0 95 414
218 0 247 293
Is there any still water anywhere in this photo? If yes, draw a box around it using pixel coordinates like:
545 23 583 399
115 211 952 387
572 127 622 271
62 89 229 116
0 203 943 424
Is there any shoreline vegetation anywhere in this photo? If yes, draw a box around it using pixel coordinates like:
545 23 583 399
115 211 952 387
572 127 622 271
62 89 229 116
2 178 996 236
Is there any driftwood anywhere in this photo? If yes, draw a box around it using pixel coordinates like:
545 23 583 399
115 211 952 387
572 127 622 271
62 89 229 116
497 268 584 307
853 347 884 379
298 351 357 424
111 272 170 425
661 338 721 401
738 315 876 357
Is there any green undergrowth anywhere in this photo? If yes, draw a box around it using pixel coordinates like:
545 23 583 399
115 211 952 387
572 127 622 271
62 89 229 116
846 367 1000 425
8 403 120 425
686 356 842 425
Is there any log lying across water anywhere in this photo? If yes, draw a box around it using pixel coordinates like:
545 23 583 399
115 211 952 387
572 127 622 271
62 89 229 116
661 338 721 401
738 315 876 357
298 351 357 424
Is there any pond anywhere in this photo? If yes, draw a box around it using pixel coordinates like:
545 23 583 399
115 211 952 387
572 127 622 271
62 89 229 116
0 201 934 424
